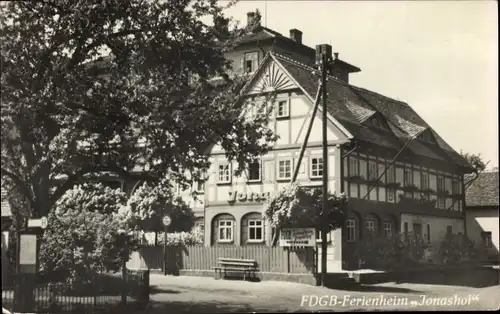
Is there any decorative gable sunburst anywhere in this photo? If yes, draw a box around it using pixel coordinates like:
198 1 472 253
247 60 297 95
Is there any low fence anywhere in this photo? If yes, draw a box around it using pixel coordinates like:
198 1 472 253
128 245 316 275
1 270 150 313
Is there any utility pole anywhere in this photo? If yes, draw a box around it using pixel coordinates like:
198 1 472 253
320 50 329 287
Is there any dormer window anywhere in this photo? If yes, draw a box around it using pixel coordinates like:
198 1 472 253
418 129 436 144
371 117 387 131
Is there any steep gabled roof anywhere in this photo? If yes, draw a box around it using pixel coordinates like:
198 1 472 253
466 171 499 207
266 52 472 170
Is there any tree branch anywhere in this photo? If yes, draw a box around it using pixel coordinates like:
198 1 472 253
0 167 35 210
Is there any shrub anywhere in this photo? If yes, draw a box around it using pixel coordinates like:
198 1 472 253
156 225 204 246
437 233 477 264
39 183 139 283
353 232 427 269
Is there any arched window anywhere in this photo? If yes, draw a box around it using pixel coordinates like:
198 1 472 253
211 214 235 245
241 212 265 244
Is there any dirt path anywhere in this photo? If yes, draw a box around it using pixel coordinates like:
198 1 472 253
147 274 500 312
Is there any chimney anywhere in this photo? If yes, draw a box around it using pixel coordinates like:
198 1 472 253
289 29 303 45
247 12 256 27
315 44 333 66
334 52 339 60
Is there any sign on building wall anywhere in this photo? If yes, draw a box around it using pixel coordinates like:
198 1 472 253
279 228 316 247
19 234 37 273
227 191 272 203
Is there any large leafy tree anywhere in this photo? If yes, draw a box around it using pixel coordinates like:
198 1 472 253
0 1 276 217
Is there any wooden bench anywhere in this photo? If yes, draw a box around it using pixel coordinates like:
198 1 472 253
212 258 258 281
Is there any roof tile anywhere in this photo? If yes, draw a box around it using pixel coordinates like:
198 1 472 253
465 171 499 207
272 53 471 169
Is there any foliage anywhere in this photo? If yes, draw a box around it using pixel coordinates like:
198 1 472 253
353 232 427 269
126 180 195 233
263 182 347 232
39 183 139 283
437 233 477 265
460 151 487 174
1 1 277 217
156 225 204 247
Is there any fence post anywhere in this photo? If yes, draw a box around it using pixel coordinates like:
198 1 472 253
121 262 127 304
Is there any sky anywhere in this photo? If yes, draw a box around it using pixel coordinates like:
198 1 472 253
222 0 498 170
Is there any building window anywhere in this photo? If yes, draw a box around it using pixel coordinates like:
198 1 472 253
368 161 378 180
387 189 395 202
346 219 356 242
248 220 264 242
421 172 429 190
437 197 446 209
413 223 422 239
446 226 452 237
243 51 259 73
247 160 261 182
386 165 395 183
452 178 460 195
195 181 204 193
481 232 492 248
276 100 290 118
277 158 292 180
217 163 231 184
195 220 205 232
437 176 445 192
218 220 233 242
349 157 359 176
310 157 323 179
383 222 392 238
403 222 408 237
366 219 376 234
404 168 413 187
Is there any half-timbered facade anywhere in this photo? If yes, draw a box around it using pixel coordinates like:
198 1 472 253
189 50 473 272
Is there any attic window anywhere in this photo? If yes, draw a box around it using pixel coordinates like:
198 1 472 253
418 130 436 144
371 117 386 130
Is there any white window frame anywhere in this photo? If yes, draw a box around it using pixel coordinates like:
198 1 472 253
404 168 413 187
366 220 376 234
195 174 205 193
437 197 446 209
277 158 293 181
217 163 231 184
482 232 492 248
421 172 429 190
386 165 395 183
437 176 445 192
346 219 356 242
247 219 264 243
310 157 323 179
387 188 395 202
349 158 359 176
218 220 234 243
276 99 290 118
243 51 259 74
384 222 392 238
368 161 378 180
247 160 262 183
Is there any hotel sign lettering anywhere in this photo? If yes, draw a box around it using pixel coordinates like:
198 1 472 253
279 228 316 247
228 191 271 203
